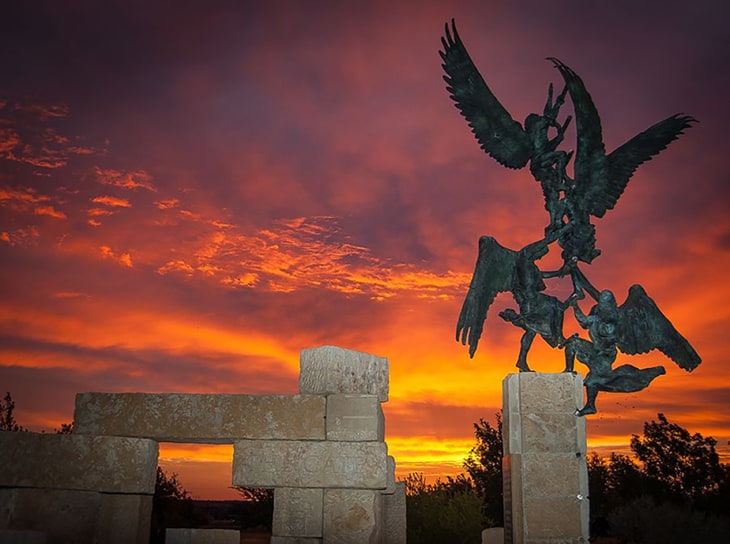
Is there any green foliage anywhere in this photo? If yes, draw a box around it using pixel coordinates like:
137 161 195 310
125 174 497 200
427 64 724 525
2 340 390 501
0 391 28 432
150 467 193 544
155 466 191 500
463 412 503 526
55 422 74 434
630 412 725 501
404 472 486 544
588 413 730 540
607 495 730 544
232 486 274 529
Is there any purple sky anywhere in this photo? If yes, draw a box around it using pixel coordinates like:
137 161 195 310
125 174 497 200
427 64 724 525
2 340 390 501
1 0 729 498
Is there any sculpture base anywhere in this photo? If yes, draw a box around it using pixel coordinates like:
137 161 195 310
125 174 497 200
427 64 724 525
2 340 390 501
502 373 589 544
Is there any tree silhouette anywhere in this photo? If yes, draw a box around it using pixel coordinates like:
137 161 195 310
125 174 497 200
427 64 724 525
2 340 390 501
463 412 503 526
0 392 27 432
631 412 725 501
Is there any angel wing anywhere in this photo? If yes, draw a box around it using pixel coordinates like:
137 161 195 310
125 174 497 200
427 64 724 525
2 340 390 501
456 236 517 357
617 284 701 371
440 19 532 169
549 58 696 218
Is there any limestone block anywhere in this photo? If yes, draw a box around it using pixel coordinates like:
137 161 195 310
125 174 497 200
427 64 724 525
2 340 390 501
0 530 47 544
518 453 589 498
382 482 407 544
326 394 384 441
482 527 504 544
166 528 240 544
382 456 397 494
299 346 389 402
233 440 387 489
0 488 100 543
270 538 322 544
74 393 325 442
97 493 153 544
0 433 158 493
502 373 586 455
323 489 382 544
523 496 588 541
272 488 323 537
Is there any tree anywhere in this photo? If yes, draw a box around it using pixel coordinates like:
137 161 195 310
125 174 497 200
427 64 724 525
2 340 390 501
403 472 485 544
630 413 726 502
155 467 191 500
463 412 503 526
150 467 193 544
0 392 27 432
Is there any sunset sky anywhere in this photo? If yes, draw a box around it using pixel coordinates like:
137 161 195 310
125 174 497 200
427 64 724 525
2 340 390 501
1 0 729 499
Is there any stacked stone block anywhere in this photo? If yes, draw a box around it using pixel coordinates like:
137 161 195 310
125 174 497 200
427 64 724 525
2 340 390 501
0 433 157 544
233 345 406 544
1 345 405 544
502 373 589 544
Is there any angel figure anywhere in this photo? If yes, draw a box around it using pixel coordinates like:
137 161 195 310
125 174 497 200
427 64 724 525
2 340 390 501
564 282 701 416
456 236 573 371
440 19 574 234
548 58 696 264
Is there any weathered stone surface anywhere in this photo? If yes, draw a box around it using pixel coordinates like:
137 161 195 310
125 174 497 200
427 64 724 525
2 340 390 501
299 346 389 402
74 393 325 442
503 373 586 455
166 528 240 544
0 433 157 493
382 482 406 544
326 394 384 441
97 493 153 544
482 527 504 544
518 453 588 498
382 456 397 494
523 496 588 541
0 488 100 543
233 440 387 489
502 373 590 544
0 530 47 544
323 489 382 544
273 488 323 537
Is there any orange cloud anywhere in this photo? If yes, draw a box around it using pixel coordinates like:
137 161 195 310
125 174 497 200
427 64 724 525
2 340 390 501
93 167 155 191
91 195 131 208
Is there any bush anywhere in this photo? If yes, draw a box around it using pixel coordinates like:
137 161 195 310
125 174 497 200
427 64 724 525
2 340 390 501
403 473 487 544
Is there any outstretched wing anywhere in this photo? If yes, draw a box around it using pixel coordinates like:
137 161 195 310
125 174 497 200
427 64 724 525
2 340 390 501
550 58 697 218
617 285 701 371
549 58 610 214
456 236 517 358
441 20 531 169
604 114 696 215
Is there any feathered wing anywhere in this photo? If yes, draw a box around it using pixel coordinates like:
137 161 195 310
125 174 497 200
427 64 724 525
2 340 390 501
549 58 608 209
550 58 697 218
617 285 701 371
440 20 531 169
456 236 517 358
603 114 697 215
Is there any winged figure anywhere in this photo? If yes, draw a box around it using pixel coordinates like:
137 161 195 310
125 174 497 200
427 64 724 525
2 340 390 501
564 283 701 415
456 236 573 370
548 58 697 264
440 20 573 232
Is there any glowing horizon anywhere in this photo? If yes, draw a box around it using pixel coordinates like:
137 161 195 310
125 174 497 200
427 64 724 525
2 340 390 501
2 1 728 500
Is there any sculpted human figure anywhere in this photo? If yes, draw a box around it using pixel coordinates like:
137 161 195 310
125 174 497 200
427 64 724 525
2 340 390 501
564 281 700 415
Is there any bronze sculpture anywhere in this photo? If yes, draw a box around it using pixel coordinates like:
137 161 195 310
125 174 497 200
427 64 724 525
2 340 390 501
442 20 701 414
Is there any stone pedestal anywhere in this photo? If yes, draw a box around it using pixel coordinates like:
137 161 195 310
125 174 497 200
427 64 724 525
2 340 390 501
502 373 589 544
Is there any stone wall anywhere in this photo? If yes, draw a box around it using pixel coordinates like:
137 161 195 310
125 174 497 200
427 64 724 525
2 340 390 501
1 346 406 544
0 433 157 544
